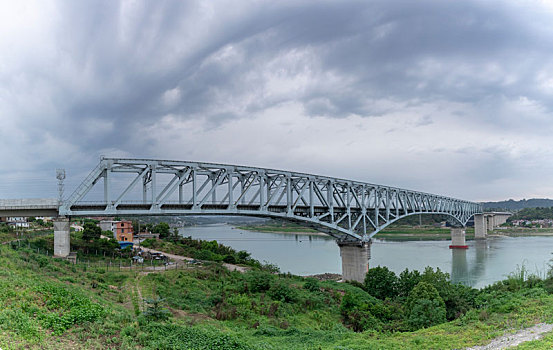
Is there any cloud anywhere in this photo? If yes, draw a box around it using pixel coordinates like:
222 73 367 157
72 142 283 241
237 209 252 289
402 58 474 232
1 0 553 201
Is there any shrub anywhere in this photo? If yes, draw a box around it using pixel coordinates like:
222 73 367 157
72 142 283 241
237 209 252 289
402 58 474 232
193 249 213 261
339 291 382 332
223 254 237 264
544 277 553 294
303 278 320 292
245 271 273 293
442 283 478 320
267 280 297 302
407 298 446 331
405 282 446 330
139 323 254 350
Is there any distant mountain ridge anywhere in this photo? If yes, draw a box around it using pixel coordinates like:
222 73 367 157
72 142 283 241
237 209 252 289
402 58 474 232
482 198 553 211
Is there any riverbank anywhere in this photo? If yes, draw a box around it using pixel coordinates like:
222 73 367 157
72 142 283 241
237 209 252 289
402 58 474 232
492 227 553 236
6 241 553 349
237 224 553 241
236 224 466 241
235 224 327 236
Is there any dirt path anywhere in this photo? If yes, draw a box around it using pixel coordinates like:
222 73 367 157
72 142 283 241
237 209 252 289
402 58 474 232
138 246 249 273
465 323 553 349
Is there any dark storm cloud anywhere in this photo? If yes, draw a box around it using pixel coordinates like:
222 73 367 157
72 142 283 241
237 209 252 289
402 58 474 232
37 0 553 139
3 0 553 199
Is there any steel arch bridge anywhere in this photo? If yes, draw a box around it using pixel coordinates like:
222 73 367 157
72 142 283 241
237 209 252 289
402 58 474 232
58 158 482 242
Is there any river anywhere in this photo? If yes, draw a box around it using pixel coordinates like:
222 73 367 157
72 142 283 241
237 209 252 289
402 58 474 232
179 224 553 288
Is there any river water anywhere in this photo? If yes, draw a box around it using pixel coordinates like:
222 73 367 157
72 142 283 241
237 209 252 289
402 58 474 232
179 224 553 288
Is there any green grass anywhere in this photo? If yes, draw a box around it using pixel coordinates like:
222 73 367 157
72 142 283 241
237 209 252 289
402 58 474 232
4 239 553 349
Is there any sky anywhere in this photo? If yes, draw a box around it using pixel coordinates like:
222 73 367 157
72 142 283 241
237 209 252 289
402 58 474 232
1 0 553 202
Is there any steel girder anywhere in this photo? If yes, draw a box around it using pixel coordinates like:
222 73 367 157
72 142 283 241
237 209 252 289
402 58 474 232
58 158 482 242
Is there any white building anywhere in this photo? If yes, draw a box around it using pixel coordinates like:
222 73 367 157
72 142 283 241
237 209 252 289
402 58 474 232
7 217 30 228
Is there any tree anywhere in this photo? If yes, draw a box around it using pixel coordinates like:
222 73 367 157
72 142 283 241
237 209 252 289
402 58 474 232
82 222 101 241
398 269 422 298
142 296 171 321
364 266 398 300
168 228 180 241
102 230 115 239
152 222 170 238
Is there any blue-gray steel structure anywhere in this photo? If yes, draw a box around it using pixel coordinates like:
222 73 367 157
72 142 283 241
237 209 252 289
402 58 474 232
58 158 482 242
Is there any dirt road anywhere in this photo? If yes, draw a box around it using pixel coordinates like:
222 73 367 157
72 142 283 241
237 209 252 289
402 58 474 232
138 246 249 273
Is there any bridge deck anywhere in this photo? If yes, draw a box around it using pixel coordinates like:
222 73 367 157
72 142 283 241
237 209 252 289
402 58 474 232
0 198 59 217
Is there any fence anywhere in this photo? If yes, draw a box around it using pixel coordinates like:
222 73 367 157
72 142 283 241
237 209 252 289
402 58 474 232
8 241 202 273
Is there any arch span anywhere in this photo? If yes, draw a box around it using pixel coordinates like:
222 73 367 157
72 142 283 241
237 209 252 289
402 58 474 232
366 212 472 239
59 158 482 242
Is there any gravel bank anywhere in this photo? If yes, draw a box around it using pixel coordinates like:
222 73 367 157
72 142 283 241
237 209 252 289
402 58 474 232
465 323 553 349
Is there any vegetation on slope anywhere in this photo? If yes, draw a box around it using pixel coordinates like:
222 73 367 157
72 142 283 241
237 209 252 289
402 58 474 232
140 236 270 268
482 198 553 211
509 207 553 221
4 232 553 349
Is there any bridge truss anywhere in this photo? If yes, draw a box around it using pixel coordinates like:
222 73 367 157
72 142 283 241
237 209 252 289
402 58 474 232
58 158 482 242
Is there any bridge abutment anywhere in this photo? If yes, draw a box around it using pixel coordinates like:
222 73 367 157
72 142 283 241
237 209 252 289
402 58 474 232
449 227 468 249
54 217 70 257
474 214 487 239
338 240 371 283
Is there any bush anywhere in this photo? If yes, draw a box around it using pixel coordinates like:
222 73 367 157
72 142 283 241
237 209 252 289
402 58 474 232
544 277 553 294
193 249 214 261
303 278 320 292
139 323 254 350
405 282 446 330
141 238 157 247
267 280 297 302
223 255 237 264
407 298 446 330
245 271 273 293
339 291 382 332
442 283 478 320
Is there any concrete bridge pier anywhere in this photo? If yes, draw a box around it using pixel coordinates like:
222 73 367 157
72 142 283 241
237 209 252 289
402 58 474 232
474 214 487 239
54 217 70 257
486 215 494 232
449 227 468 249
338 240 371 283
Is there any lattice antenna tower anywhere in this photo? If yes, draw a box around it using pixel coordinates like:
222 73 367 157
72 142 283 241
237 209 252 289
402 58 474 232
56 169 66 204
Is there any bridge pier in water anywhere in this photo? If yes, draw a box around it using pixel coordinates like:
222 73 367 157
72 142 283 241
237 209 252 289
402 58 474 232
474 214 487 239
449 227 468 249
54 217 70 257
338 240 371 283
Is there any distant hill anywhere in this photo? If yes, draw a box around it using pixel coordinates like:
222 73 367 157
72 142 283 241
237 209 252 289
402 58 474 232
482 198 553 211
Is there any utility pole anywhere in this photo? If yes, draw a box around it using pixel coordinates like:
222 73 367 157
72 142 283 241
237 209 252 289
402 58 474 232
56 169 66 206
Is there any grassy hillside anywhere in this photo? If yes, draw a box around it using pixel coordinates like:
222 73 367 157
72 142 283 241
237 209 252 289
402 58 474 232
3 237 553 349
